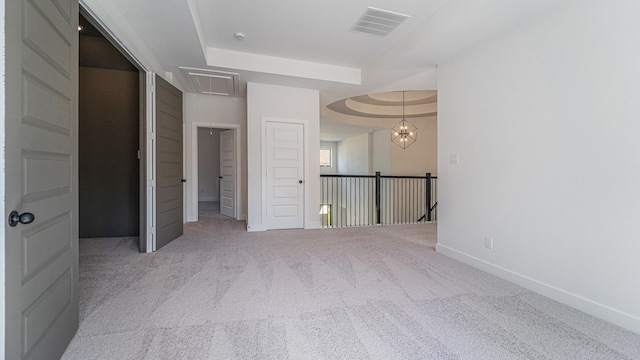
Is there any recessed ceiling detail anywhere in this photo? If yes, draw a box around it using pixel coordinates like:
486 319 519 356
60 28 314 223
350 7 410 37
179 66 240 96
327 90 437 119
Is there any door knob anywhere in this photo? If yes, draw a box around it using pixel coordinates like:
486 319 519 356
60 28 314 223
181 179 187 183
299 180 303 184
8 211 35 227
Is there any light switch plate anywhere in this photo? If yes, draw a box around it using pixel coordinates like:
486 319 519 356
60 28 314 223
450 154 459 164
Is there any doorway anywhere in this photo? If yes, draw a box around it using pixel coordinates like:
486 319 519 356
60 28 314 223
190 123 241 222
197 127 224 219
78 11 146 248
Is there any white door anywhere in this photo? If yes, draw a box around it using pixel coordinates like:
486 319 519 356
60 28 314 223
4 0 79 358
219 130 236 218
265 121 304 229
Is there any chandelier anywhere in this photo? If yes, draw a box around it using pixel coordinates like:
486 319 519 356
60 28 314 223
391 91 417 149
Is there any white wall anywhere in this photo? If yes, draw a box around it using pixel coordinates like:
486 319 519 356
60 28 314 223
320 141 338 175
246 82 320 231
371 129 392 175
197 128 220 201
339 119 437 177
437 0 640 333
185 93 247 221
392 116 437 176
337 133 371 175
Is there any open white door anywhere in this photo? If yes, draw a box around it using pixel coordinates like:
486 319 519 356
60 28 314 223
265 121 305 229
4 0 79 358
219 130 236 218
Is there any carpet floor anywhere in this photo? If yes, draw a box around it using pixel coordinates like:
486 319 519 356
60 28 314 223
62 213 640 359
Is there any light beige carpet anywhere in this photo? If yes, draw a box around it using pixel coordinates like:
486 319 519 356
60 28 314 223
62 216 640 359
198 201 232 221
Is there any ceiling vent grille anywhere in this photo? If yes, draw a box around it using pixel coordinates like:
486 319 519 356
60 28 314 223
350 7 410 37
179 66 239 97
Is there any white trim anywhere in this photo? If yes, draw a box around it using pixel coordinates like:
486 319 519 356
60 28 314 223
246 224 267 232
189 122 241 223
147 73 156 252
436 244 640 334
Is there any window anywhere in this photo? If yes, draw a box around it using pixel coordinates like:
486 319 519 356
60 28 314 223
320 149 332 167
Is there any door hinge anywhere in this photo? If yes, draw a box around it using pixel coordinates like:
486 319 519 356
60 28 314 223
150 227 156 235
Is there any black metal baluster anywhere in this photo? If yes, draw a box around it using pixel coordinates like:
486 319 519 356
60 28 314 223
426 173 432 222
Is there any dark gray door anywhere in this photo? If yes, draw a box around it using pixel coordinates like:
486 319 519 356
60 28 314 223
5 0 79 358
155 75 184 249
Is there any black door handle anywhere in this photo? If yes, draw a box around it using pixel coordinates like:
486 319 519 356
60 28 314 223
8 211 35 227
299 180 303 184
181 179 187 183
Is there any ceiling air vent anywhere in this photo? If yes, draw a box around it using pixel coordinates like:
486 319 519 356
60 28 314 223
178 66 240 97
350 7 410 37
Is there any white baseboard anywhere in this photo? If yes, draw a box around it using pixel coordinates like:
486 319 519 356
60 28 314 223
246 224 267 232
436 244 640 334
305 220 322 230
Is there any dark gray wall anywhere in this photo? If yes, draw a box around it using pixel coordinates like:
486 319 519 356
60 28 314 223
79 13 140 238
79 67 139 237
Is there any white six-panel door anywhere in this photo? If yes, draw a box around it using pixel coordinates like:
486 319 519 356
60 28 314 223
5 0 79 358
265 121 304 229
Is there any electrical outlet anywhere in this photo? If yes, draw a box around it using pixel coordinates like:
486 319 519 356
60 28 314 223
484 236 493 249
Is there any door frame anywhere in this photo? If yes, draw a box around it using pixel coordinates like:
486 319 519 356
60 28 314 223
261 117 309 230
188 122 241 222
79 5 156 252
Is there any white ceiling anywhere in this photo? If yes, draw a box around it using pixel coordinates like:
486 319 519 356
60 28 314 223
87 0 568 140
193 0 446 68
